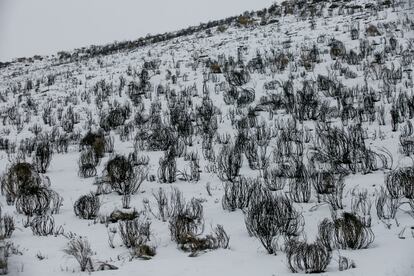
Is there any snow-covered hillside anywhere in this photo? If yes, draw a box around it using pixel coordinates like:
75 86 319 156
0 0 413 275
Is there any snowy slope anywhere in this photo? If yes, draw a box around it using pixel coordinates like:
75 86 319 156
0 0 413 275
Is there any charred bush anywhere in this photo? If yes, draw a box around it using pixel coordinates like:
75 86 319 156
312 124 385 174
149 187 185 222
264 165 287 191
158 147 177 183
74 193 100 220
30 215 55 236
169 198 229 254
351 188 372 227
289 177 311 203
107 208 139 223
310 171 337 200
330 39 346 59
286 240 331 273
1 162 43 204
80 131 106 159
176 224 230 255
63 236 94 272
385 167 414 199
222 177 262 211
105 155 148 197
118 214 152 254
237 88 255 107
217 144 243 182
333 212 374 249
319 213 374 250
16 186 51 218
196 96 219 137
136 125 178 152
33 141 53 173
244 195 304 254
0 210 14 239
376 187 399 221
100 105 130 131
296 80 320 121
225 67 250 86
169 198 204 245
78 150 98 178
317 218 335 251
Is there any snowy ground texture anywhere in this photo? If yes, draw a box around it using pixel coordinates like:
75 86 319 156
0 0 414 275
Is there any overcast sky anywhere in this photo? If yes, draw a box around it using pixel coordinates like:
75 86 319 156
0 0 274 62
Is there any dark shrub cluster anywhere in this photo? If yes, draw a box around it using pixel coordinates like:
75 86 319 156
286 240 331 273
63 236 94 272
80 131 106 159
30 215 55 236
318 213 374 251
216 144 243 182
385 167 414 199
74 193 100 220
169 197 229 254
118 214 156 259
1 162 43 204
222 177 262 211
244 195 303 254
33 140 53 173
105 155 148 208
0 209 14 240
158 147 177 184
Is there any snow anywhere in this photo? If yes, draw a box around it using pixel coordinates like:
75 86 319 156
0 0 414 275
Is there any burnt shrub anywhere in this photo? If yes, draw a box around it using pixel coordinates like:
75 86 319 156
318 213 374 250
225 67 250 86
376 187 399 221
330 39 346 59
366 24 380 36
118 214 155 258
310 171 339 202
78 164 97 178
317 218 335 251
16 186 51 218
351 188 372 227
80 131 106 159
217 144 243 182
237 88 255 107
169 198 204 245
296 80 320 121
135 125 178 152
30 215 55 236
1 162 43 204
264 165 287 191
286 240 331 273
78 149 98 178
100 106 130 131
169 198 229 254
149 187 185 222
312 123 385 175
0 210 14 239
333 213 374 249
74 193 100 220
33 141 53 173
63 236 94 272
385 167 414 199
107 209 139 223
222 177 262 211
289 176 311 203
158 148 177 184
176 224 230 255
244 195 304 254
105 155 148 195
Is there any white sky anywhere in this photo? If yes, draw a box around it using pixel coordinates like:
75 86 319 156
0 0 274 62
